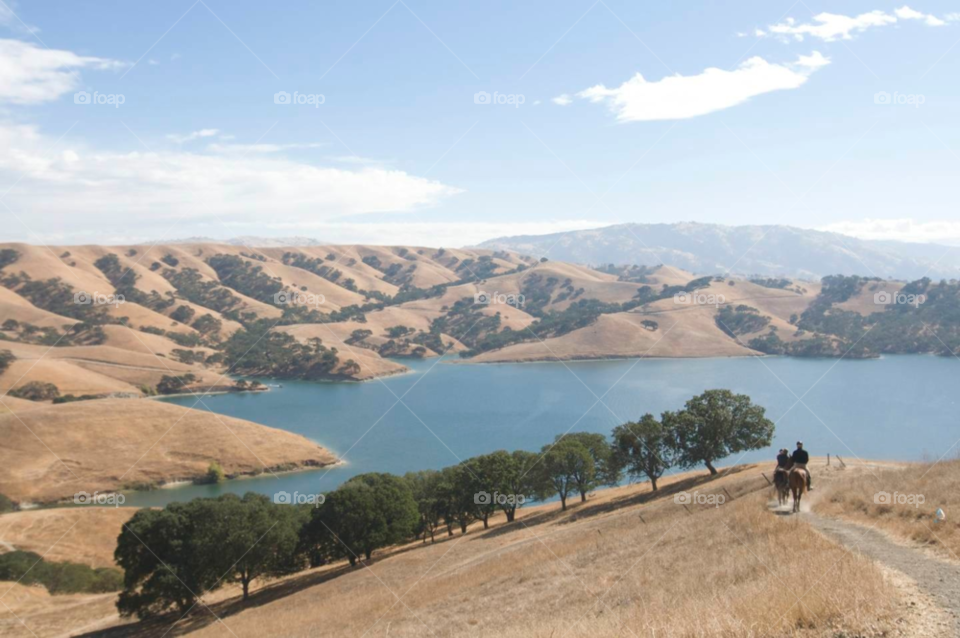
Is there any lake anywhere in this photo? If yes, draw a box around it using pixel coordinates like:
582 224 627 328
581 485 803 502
122 355 959 508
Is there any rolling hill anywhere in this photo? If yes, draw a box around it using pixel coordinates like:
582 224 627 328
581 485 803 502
476 222 960 281
0 241 956 398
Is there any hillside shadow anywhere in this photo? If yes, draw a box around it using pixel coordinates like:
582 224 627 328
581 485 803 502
78 563 353 638
478 465 759 539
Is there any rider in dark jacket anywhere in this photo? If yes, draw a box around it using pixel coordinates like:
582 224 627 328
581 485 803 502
776 450 791 468
791 442 812 490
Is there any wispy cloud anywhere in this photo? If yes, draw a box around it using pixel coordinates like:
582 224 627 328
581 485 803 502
206 142 328 154
0 122 462 238
821 218 960 245
166 128 220 144
763 6 946 42
575 52 829 122
552 94 573 106
0 38 123 104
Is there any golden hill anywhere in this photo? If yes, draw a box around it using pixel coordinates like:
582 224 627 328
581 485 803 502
53 459 931 638
0 241 902 391
0 399 337 504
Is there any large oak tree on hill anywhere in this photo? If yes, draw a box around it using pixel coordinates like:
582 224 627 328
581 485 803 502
664 390 774 475
611 414 675 491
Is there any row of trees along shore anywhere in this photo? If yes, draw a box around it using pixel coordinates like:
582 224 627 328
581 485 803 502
115 389 773 618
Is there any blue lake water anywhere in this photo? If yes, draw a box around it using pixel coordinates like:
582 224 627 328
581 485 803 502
122 355 959 508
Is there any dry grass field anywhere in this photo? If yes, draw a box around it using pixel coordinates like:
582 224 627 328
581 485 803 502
0 507 133 569
816 458 960 560
51 463 916 638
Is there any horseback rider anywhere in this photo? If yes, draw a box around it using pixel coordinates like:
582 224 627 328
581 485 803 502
790 441 812 491
774 448 790 480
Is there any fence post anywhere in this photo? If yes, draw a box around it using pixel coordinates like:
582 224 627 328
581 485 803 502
761 473 772 485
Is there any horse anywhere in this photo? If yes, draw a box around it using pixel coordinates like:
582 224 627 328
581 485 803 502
774 469 790 507
789 468 807 513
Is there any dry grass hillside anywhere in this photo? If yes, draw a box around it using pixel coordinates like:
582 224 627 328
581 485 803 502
0 399 338 504
69 461 929 638
0 507 133 569
2 241 916 386
816 458 960 560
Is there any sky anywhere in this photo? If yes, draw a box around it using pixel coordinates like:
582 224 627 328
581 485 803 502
0 0 959 247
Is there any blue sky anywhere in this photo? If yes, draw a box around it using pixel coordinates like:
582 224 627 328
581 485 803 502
1 0 959 246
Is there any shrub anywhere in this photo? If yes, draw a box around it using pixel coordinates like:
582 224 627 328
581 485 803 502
0 349 14 373
9 381 60 402
0 493 14 514
0 551 122 594
206 462 226 484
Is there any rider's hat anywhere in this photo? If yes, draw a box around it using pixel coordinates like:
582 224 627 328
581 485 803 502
796 440 804 446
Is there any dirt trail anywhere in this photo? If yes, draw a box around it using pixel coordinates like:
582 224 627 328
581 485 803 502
806 514 960 636
776 460 960 636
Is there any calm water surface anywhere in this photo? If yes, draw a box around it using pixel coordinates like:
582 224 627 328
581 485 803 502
123 355 959 507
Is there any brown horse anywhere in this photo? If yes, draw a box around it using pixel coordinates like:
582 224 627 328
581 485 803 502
789 468 807 513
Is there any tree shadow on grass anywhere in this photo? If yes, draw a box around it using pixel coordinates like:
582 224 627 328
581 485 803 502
77 563 353 638
476 465 760 540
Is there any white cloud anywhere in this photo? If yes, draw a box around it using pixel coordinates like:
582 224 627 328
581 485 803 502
894 5 945 26
0 39 123 104
947 13 960 22
0 123 462 238
552 94 573 106
768 12 895 41
575 52 829 122
764 6 946 42
820 218 960 245
166 128 220 144
206 142 328 154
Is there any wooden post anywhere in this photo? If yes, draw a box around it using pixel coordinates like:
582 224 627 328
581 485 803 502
638 513 646 525
722 487 734 502
761 473 772 485
827 454 831 466
682 504 692 516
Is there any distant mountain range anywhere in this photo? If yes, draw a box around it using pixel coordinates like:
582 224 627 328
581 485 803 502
476 223 960 281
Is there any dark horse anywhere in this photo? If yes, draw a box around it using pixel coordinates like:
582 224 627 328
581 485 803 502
774 468 790 507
